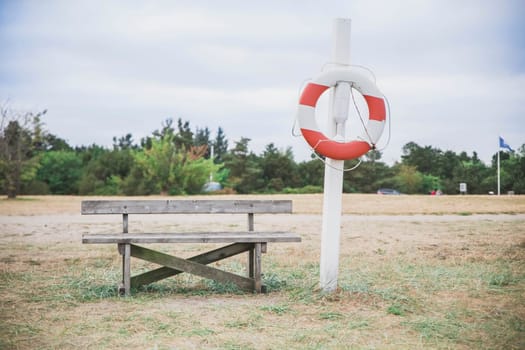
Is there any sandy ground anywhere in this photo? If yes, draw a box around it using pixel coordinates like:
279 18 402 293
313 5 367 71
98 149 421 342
1 194 523 246
0 194 523 254
1 194 523 273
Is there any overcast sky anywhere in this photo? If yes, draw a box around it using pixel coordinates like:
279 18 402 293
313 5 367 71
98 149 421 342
1 0 524 164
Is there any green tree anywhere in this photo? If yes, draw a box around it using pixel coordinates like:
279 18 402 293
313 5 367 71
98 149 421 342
36 151 82 194
343 151 395 193
393 164 424 194
493 144 525 194
77 145 134 195
452 158 491 194
401 142 442 175
297 157 325 188
43 134 73 152
113 133 137 150
132 134 179 194
174 118 194 151
0 106 46 198
194 127 211 158
212 127 228 164
130 133 218 195
260 143 300 191
223 138 264 193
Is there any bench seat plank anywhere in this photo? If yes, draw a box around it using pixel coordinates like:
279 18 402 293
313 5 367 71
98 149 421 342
83 232 301 244
82 200 292 215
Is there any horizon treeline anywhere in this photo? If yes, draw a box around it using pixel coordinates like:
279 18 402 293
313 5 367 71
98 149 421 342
1 109 524 198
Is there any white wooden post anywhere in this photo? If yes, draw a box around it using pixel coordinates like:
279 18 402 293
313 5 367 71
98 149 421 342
320 18 351 293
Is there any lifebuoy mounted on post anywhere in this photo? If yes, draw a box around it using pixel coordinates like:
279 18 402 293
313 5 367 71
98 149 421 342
296 67 386 160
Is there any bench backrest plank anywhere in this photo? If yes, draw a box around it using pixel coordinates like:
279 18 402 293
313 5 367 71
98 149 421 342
81 200 292 215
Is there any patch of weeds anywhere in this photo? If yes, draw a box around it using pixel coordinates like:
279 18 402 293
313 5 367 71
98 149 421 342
458 212 472 216
260 304 290 315
375 286 406 302
0 271 21 287
154 322 176 336
68 269 121 301
1 321 42 348
204 279 243 294
184 327 215 337
287 281 321 304
31 268 122 302
80 283 118 300
480 314 525 349
488 271 516 287
130 273 197 297
404 317 466 343
319 312 343 320
347 319 369 330
226 313 262 328
221 340 255 350
387 303 405 316
263 272 287 292
90 258 112 268
64 257 81 264
165 311 183 320
118 327 130 336
374 248 386 255
340 279 371 294
284 264 322 303
509 316 525 333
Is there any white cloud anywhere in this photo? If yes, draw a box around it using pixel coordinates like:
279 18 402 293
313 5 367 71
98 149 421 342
1 0 523 164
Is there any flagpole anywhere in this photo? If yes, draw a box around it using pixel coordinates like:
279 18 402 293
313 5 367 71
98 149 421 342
497 143 500 196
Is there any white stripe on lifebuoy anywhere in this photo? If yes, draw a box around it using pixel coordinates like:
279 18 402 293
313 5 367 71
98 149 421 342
296 67 386 160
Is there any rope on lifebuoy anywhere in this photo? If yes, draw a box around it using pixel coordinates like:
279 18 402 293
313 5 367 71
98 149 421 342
296 67 387 161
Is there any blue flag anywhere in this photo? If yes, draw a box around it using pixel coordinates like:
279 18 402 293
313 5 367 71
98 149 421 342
499 136 514 152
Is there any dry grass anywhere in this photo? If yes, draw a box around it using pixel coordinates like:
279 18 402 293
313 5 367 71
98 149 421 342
1 193 524 216
1 194 524 349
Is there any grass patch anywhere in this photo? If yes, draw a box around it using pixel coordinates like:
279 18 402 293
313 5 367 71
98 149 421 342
488 270 517 287
260 304 291 315
387 303 405 316
404 316 466 342
319 311 343 320
1 204 524 349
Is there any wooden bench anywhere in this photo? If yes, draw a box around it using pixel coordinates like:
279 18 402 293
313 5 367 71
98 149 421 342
81 200 301 296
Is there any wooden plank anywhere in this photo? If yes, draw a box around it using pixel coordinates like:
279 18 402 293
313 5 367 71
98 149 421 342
83 232 301 244
130 243 252 287
81 200 292 215
130 245 255 291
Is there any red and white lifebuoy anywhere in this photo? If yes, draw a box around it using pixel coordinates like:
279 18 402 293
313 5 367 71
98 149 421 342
296 68 386 160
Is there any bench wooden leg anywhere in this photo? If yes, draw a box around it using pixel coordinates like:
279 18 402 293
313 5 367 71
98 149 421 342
130 243 253 288
130 245 255 291
253 243 262 293
118 244 131 296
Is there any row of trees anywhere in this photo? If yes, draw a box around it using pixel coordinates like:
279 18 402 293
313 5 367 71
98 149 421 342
1 106 524 198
